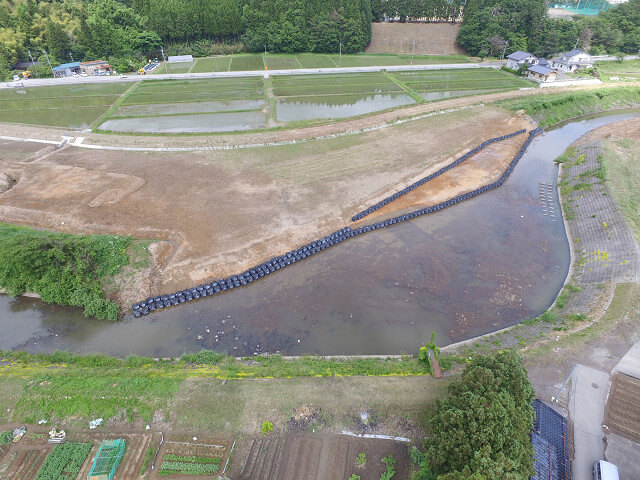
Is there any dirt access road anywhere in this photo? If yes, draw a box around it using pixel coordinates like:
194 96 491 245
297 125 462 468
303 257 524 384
0 106 531 307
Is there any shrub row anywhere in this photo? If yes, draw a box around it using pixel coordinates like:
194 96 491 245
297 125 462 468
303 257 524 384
132 128 542 316
351 129 527 221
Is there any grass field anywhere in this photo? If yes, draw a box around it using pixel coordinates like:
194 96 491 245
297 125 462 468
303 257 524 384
499 87 640 127
596 60 640 82
602 138 640 239
0 83 128 128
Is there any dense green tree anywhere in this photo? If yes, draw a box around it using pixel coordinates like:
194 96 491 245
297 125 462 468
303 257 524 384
414 350 535 480
45 20 71 62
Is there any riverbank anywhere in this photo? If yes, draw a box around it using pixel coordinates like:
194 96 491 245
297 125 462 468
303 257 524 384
444 117 640 360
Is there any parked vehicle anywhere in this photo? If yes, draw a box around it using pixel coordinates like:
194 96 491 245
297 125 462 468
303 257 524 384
593 460 619 480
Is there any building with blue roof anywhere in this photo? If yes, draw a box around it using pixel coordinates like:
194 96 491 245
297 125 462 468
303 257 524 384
52 62 81 77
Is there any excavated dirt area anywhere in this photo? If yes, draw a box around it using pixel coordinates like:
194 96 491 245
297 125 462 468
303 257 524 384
0 107 532 306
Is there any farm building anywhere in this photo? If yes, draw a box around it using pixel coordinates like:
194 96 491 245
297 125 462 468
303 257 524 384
52 62 81 78
87 439 125 480
80 60 111 76
527 65 558 83
505 51 538 70
550 49 594 72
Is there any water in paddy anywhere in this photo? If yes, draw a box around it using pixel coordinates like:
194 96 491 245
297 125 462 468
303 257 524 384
276 93 415 122
100 110 265 133
2 110 639 357
113 99 265 117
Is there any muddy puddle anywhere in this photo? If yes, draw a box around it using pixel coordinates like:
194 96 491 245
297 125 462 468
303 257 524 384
100 110 266 133
275 93 416 122
2 110 639 357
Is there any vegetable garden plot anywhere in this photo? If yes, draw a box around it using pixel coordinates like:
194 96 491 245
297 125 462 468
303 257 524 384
159 439 228 476
3 448 51 480
34 442 92 480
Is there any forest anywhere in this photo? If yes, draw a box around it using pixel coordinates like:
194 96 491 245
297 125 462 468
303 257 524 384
0 0 639 80
457 0 640 57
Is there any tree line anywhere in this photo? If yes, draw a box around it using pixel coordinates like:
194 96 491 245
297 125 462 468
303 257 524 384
457 0 640 58
0 0 638 81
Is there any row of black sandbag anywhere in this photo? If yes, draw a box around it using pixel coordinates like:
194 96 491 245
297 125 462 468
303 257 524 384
132 128 543 316
351 129 527 222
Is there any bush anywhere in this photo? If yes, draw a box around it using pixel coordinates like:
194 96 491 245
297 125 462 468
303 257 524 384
261 421 274 435
0 223 138 321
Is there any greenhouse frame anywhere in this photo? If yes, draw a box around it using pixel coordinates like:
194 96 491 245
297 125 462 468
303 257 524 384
87 439 126 480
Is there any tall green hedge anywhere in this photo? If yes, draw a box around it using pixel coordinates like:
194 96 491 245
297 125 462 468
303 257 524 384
0 223 133 321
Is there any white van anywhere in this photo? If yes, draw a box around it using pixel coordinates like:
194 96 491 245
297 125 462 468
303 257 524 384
593 460 619 480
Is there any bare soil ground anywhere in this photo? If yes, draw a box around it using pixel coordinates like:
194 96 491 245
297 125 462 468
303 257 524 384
366 22 465 55
0 107 532 303
229 434 410 480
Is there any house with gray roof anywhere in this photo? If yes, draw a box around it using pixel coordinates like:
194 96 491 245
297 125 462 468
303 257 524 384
527 64 558 83
550 49 594 72
505 50 538 70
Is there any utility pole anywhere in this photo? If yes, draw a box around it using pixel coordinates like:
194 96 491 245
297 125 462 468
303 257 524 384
501 40 509 61
42 50 54 75
574 36 580 49
339 42 342 67
69 52 74 62
160 45 167 73
28 50 35 66
264 45 268 70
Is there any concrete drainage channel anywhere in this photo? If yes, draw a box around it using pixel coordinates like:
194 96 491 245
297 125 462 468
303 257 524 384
132 128 543 316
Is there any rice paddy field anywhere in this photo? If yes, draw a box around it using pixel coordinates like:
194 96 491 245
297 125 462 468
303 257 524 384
1 67 534 132
153 52 473 75
0 83 129 128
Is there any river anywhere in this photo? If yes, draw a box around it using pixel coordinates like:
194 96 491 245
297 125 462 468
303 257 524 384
1 110 638 357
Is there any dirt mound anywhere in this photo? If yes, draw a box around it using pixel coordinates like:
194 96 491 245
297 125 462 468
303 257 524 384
366 22 465 55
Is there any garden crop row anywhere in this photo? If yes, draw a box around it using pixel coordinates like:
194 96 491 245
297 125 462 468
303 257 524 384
132 128 543 317
159 460 220 475
164 454 221 463
34 442 92 480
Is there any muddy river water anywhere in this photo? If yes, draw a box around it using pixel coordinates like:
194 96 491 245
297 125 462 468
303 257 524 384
1 110 639 357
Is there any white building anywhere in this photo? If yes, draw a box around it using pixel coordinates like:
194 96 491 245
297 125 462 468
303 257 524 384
505 51 538 70
550 49 594 73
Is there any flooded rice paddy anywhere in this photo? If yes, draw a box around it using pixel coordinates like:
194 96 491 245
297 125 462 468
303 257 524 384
100 110 266 133
275 93 416 122
1 111 638 357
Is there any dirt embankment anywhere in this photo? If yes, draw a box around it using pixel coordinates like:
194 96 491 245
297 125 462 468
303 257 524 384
366 22 465 55
0 107 533 306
